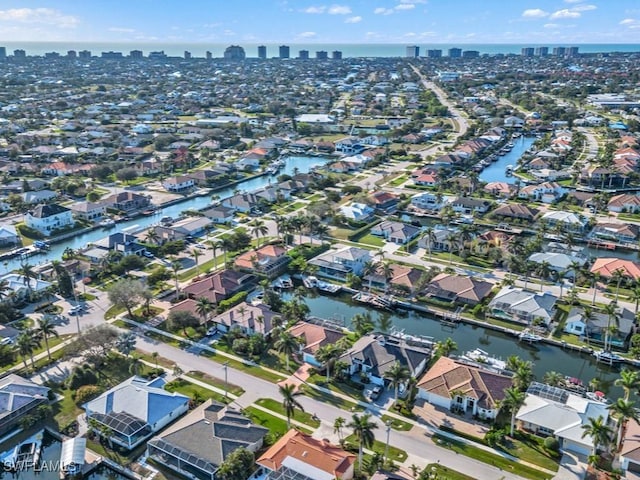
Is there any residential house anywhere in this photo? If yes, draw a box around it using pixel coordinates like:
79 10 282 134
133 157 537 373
370 191 399 214
371 221 421 245
608 194 640 213
0 224 19 247
25 204 74 236
70 201 106 221
208 302 278 336
473 230 513 255
418 227 458 252
451 197 490 215
590 258 640 281
516 382 610 455
619 419 640 476
234 245 290 278
162 175 195 192
504 116 525 128
338 334 431 389
411 192 444 211
201 206 236 224
483 182 512 198
591 222 639 243
412 171 439 187
103 192 151 212
364 264 425 293
492 203 538 222
182 270 255 304
221 193 259 213
168 216 213 238
488 286 558 325
309 245 371 281
339 202 375 222
147 400 268 480
84 376 189 450
564 306 635 348
517 182 566 203
527 252 586 277
22 190 57 204
187 169 223 187
425 273 493 306
257 430 356 480
335 137 365 155
0 374 51 436
416 356 512 420
541 211 588 234
288 320 347 366
93 232 146 256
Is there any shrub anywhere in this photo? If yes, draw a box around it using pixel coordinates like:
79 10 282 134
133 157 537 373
68 365 98 390
217 291 248 312
544 436 560 451
74 385 102 405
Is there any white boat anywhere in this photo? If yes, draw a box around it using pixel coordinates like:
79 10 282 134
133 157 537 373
519 329 543 343
461 348 507 371
272 274 293 289
317 280 341 294
302 275 318 288
1 430 44 470
586 391 609 404
593 350 623 364
99 218 115 227
505 164 514 175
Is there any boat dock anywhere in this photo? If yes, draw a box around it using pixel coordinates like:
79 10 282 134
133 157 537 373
352 292 396 310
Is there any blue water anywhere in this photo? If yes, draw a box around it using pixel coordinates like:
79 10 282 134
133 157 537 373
479 137 535 184
1 155 328 274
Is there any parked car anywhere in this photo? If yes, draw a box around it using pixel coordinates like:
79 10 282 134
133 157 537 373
143 250 154 258
369 386 382 401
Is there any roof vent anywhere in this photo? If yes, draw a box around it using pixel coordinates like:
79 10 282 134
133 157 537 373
302 451 308 457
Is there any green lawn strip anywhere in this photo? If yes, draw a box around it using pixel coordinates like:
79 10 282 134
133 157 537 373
86 438 147 466
380 414 413 431
178 256 225 281
345 434 407 463
3 335 72 374
424 464 476 480
135 350 177 369
200 350 287 383
498 434 560 472
187 370 245 396
165 378 231 404
352 233 385 247
244 406 313 436
387 174 408 187
299 384 365 412
307 374 367 402
256 398 320 429
432 434 553 480
78 292 97 301
131 305 164 320
51 387 83 430
104 304 126 319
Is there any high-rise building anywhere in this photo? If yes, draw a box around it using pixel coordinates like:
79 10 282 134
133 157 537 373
332 50 342 60
258 45 267 59
462 50 479 59
130 50 144 59
67 50 77 58
206 51 212 60
0 47 7 59
184 51 192 60
553 46 566 57
406 45 420 58
567 46 579 57
78 50 91 59
298 50 309 60
316 50 328 60
521 47 534 57
45 52 60 59
448 48 462 58
535 47 549 57
224 45 245 60
279 45 290 59
101 51 124 59
149 51 167 59
427 49 442 58
13 49 26 59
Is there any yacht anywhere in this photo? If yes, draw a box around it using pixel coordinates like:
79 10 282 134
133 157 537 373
518 329 543 343
593 350 623 364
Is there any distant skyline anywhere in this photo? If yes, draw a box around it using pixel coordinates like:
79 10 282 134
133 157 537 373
0 1 639 45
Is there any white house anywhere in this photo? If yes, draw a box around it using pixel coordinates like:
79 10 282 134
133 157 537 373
518 182 566 203
339 202 375 222
0 273 52 299
0 224 19 247
417 356 513 420
25 204 74 236
411 192 444 211
309 245 371 281
70 201 106 221
162 176 195 192
488 286 558 325
541 210 588 234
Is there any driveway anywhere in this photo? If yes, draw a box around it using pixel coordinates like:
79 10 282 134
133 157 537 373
553 452 587 480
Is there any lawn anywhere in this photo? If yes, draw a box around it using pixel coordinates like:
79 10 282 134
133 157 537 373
187 370 245 396
380 414 413 431
307 374 367 402
165 378 231 404
256 398 320 429
387 174 408 187
4 334 73 374
499 433 560 472
244 406 313 436
177 256 225 280
432 435 553 480
424 464 476 480
299 384 365 412
344 434 407 463
200 350 287 383
104 304 126 319
352 233 385 247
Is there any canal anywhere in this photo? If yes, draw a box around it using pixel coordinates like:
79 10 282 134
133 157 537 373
2 155 329 274
286 292 628 399
479 136 535 184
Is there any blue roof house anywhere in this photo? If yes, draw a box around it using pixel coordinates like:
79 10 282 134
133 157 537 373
84 376 189 449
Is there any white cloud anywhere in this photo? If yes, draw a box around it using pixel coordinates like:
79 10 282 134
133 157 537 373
0 8 79 28
620 18 636 25
564 0 582 3
304 6 326 13
327 4 352 15
345 15 362 23
543 23 560 28
572 4 596 12
374 7 394 15
522 8 549 18
550 9 581 19
108 27 135 33
399 0 426 3
298 31 317 38
395 4 415 10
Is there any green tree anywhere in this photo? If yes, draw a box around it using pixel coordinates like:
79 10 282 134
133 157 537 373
434 337 458 358
107 278 147 319
502 386 526 437
279 383 304 428
315 343 342 382
274 331 300 370
543 371 563 387
334 416 346 441
384 361 411 401
167 310 199 337
35 316 59 361
116 332 136 357
581 415 613 454
217 447 255 480
615 369 639 402
608 398 640 449
15 330 41 370
348 413 378 472
195 297 214 327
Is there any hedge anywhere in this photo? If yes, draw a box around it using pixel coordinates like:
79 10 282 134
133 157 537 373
218 291 249 312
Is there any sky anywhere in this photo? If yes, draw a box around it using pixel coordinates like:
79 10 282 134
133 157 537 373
0 0 639 44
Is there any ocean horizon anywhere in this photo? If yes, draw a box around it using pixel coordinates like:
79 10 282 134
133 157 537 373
3 41 640 58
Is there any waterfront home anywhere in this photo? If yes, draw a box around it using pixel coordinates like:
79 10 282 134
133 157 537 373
234 245 290 278
591 222 639 243
93 232 146 256
147 400 268 480
425 273 493 306
0 273 52 299
483 181 512 198
619 419 640 476
70 201 106 222
22 189 57 204
517 182 566 203
221 192 259 213
416 356 512 420
309 245 371 281
565 306 634 348
527 252 586 278
364 263 424 293
258 430 356 480
491 203 538 222
288 320 346 366
370 191 399 214
335 137 365 155
162 175 195 192
167 216 213 238
208 301 278 336
488 286 557 325
103 191 150 212
608 194 640 213
590 257 640 281
0 374 50 436
472 230 513 255
24 204 74 236
370 220 421 245
85 376 189 450
540 210 588 234
451 197 490 215
411 192 444 211
0 224 19 246
201 205 236 224
182 270 255 304
503 116 525 128
187 169 225 187
516 382 610 456
338 334 431 389
418 227 458 252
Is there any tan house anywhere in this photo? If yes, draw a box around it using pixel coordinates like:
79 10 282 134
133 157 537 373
425 273 494 305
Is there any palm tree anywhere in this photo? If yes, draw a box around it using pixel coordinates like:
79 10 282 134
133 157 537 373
609 398 640 449
435 337 458 357
191 249 201 275
422 227 436 261
0 279 10 302
446 232 458 264
604 300 621 352
116 332 136 357
377 314 393 334
581 415 613 455
536 261 552 292
629 283 640 314
279 383 304 428
129 354 143 376
348 413 378 472
274 331 300 370
220 237 235 266
616 369 640 402
170 259 182 293
315 224 329 244
555 270 568 299
15 330 40 370
333 416 346 441
591 271 601 306
502 386 526 436
362 261 377 291
381 261 394 293
195 297 214 327
315 344 342 382
384 361 411 401
250 220 269 247
36 317 59 361
543 371 563 387
18 262 35 294
514 362 535 391
145 229 160 245
611 268 627 303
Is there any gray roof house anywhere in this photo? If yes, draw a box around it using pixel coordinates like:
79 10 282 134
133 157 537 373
147 400 268 480
85 376 189 450
488 286 558 325
0 374 50 436
527 252 586 277
309 245 371 281
370 221 422 245
565 306 635 348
